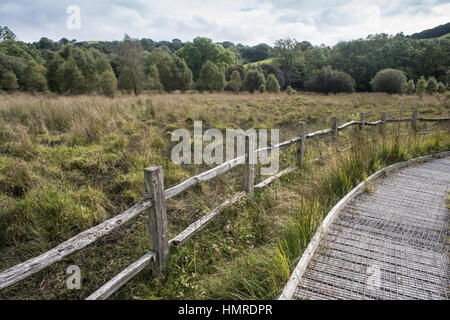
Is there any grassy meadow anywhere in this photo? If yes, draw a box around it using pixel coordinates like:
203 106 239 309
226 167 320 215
0 91 449 299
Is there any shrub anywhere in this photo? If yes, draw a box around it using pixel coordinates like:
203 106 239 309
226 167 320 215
416 76 426 96
197 61 225 92
304 66 355 94
1 71 19 92
99 68 118 97
286 86 296 94
228 70 242 92
405 79 415 94
370 68 406 94
426 77 438 94
243 69 265 93
437 82 447 93
265 74 280 93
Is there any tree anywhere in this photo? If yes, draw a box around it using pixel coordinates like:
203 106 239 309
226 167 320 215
56 58 85 94
370 68 407 94
1 71 18 91
405 79 415 94
117 35 145 95
197 61 225 92
415 76 426 96
304 66 355 94
228 70 242 92
265 74 280 93
22 62 48 92
177 37 235 81
243 69 265 93
146 64 163 92
46 52 65 92
260 63 285 88
146 48 192 92
225 64 245 81
0 26 16 42
425 76 438 94
99 68 118 97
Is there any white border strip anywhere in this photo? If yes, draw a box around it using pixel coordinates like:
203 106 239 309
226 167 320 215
278 150 450 300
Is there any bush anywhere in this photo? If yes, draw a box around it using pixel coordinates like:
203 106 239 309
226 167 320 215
286 86 296 94
405 79 415 94
197 61 225 92
437 82 447 93
265 74 280 93
228 70 242 92
416 76 426 96
304 66 355 94
99 68 118 97
243 69 265 93
426 77 438 94
370 68 406 94
1 71 19 92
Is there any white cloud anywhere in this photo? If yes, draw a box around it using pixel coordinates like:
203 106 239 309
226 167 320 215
0 0 448 45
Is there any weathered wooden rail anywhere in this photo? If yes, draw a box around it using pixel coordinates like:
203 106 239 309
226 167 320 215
0 110 448 300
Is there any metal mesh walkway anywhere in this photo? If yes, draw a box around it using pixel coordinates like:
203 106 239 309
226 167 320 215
293 157 450 300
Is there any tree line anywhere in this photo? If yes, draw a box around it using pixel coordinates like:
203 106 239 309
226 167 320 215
0 25 448 96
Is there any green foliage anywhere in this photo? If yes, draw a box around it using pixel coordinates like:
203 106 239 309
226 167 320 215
416 76 426 96
260 63 285 88
370 68 407 94
22 62 48 92
146 48 193 92
225 64 245 81
146 64 163 92
0 71 18 91
406 79 415 94
437 82 447 93
228 70 242 92
425 76 438 94
265 74 280 93
177 37 235 81
99 68 118 97
286 85 296 94
56 58 85 94
304 66 355 93
197 61 225 92
243 69 265 93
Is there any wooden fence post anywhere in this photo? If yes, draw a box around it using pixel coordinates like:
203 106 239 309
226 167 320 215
144 166 169 277
411 110 418 133
359 112 366 131
380 111 387 135
243 134 255 199
296 121 306 166
331 116 339 145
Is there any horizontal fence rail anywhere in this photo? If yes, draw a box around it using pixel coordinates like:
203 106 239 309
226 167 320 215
0 110 448 299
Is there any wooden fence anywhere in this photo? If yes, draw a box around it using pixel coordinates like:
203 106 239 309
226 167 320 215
0 110 448 300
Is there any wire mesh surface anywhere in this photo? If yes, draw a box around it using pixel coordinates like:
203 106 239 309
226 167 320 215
294 157 450 300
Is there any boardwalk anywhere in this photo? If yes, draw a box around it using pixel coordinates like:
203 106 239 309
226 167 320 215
281 155 450 300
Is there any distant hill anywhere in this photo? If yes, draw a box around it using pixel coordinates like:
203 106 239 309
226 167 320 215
410 22 450 39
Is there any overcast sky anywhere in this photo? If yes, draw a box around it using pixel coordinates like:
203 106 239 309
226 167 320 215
1 0 449 46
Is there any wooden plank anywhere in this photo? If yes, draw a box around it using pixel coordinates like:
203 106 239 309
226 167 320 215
254 167 296 189
386 118 411 123
338 120 359 131
306 128 332 138
0 198 151 290
418 117 450 122
86 251 155 300
145 166 169 277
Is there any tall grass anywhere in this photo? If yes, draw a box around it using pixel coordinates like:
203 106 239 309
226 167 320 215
0 92 448 299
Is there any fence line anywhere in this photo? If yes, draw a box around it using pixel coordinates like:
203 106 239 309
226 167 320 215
0 110 449 299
